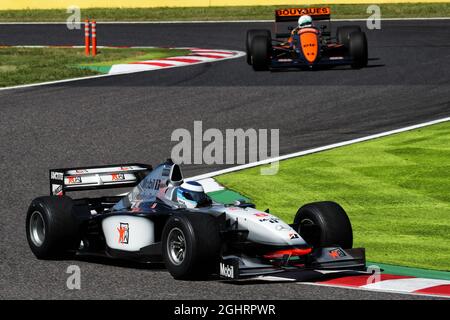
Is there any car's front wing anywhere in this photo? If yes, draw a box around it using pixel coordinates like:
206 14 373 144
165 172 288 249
219 247 366 280
270 56 353 69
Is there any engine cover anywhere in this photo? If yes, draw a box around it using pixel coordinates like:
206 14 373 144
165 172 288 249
218 206 308 246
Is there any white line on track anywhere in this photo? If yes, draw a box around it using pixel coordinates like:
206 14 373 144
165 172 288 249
0 17 449 24
0 45 157 49
187 117 450 181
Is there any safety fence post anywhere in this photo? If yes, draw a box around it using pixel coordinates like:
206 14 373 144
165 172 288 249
84 19 90 56
91 20 97 57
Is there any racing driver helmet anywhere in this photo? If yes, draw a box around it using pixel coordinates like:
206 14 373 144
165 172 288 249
298 15 313 28
176 181 210 208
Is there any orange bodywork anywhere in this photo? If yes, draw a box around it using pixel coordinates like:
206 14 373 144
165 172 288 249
299 28 319 64
263 247 312 259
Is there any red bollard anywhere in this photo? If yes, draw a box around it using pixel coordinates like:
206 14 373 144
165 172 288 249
84 19 90 56
91 20 97 57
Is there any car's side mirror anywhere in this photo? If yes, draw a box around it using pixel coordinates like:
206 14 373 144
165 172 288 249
233 200 256 209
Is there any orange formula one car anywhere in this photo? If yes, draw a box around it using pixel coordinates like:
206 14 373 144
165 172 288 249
246 7 368 71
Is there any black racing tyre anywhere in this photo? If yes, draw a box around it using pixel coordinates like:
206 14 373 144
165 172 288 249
336 25 362 49
251 35 271 71
349 31 368 69
162 213 222 280
26 196 79 259
246 29 271 65
294 201 353 249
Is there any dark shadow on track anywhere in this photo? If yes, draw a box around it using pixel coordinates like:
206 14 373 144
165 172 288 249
74 255 166 271
223 270 370 285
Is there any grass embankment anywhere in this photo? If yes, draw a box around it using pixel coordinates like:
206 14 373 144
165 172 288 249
0 47 190 87
216 122 450 271
0 3 449 22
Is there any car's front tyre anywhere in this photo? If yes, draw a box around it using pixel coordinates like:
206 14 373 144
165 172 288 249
162 213 222 280
294 201 353 249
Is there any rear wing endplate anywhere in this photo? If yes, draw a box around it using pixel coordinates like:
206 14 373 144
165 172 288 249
275 7 331 22
49 164 152 196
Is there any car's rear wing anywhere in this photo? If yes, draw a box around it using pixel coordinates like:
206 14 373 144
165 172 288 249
275 7 331 22
49 164 152 196
274 7 331 39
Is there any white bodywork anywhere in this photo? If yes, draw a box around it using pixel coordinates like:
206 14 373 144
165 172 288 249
210 206 307 246
102 205 306 252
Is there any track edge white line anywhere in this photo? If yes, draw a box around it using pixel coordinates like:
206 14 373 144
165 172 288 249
1 17 450 24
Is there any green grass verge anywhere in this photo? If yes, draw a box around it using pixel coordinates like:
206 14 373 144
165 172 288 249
0 3 449 22
0 47 190 87
216 122 450 272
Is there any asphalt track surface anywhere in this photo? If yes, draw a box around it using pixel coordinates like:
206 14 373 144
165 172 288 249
0 21 449 299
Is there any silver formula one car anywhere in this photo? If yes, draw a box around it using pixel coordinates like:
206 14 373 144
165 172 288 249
26 159 366 280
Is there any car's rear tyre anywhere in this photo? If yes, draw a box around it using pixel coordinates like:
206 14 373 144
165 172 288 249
349 31 368 69
294 201 353 249
336 25 361 49
246 29 271 65
26 196 79 259
251 35 271 71
162 213 222 280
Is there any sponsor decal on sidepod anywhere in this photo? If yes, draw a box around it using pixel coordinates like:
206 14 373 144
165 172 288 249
118 223 129 244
